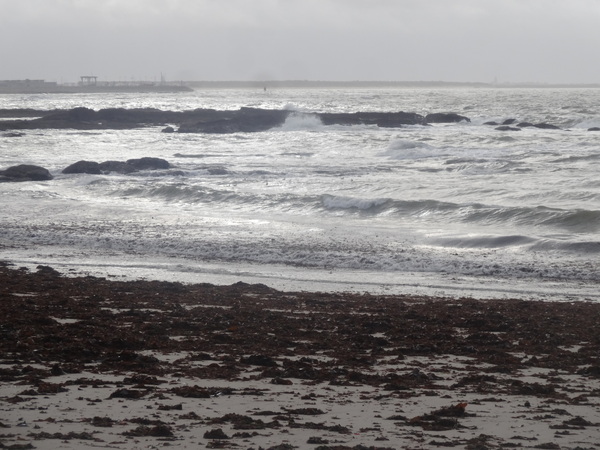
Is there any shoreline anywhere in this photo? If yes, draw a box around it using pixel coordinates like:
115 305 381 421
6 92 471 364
1 261 600 449
7 254 600 302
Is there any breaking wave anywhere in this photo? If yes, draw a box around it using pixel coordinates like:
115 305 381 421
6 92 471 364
277 112 324 131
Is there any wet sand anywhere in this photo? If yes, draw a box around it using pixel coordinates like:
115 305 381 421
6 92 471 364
1 262 599 449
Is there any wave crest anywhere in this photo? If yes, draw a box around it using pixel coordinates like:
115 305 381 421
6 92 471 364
382 139 440 160
277 113 324 131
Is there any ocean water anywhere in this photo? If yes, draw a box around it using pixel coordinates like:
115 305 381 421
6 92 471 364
1 87 599 300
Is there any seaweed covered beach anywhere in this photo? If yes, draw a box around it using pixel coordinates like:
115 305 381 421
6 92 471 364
1 262 600 449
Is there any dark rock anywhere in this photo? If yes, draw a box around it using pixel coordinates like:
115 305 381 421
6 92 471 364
170 385 213 398
0 106 442 133
179 107 290 134
203 428 230 439
534 123 560 130
158 403 183 410
51 364 65 376
125 157 170 170
495 126 521 131
207 167 228 175
62 160 102 174
483 121 499 126
283 407 325 415
46 107 97 122
98 160 137 174
241 354 278 367
518 122 534 127
161 126 175 133
0 108 49 118
502 118 518 125
588 127 600 131
33 107 98 126
319 111 425 127
577 365 600 377
91 416 115 427
1 132 25 137
425 112 470 123
271 377 293 385
36 265 61 276
125 424 174 437
0 164 53 182
109 388 147 399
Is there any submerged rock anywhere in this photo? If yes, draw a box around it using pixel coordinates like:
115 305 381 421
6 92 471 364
495 126 521 131
318 111 425 127
534 123 560 130
425 112 471 123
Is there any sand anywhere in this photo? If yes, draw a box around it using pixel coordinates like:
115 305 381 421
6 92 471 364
1 262 600 449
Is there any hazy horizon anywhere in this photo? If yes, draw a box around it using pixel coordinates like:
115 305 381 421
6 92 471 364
2 0 599 85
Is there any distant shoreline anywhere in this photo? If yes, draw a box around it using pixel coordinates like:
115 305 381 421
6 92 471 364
2 79 600 94
0 83 192 95
187 80 600 89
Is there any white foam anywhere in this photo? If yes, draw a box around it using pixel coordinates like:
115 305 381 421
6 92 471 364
277 112 324 131
382 138 440 159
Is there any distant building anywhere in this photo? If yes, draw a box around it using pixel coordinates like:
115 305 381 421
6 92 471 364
79 76 98 86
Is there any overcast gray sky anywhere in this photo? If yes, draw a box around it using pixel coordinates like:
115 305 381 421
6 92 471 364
2 0 599 84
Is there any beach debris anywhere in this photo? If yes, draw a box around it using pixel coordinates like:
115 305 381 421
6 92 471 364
123 424 174 437
203 428 230 439
2 264 600 449
108 388 147 399
408 402 471 431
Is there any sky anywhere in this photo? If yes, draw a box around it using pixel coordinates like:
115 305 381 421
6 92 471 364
1 0 599 84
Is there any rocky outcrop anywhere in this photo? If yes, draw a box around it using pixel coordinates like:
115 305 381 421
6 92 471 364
0 164 53 182
98 161 137 174
517 122 561 130
425 113 470 123
178 108 291 134
495 126 521 131
126 157 170 170
533 123 561 130
0 106 574 134
318 111 425 127
486 120 562 131
60 158 171 175
62 160 102 174
0 107 454 133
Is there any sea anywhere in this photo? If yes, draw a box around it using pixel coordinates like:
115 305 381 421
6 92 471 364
1 87 599 301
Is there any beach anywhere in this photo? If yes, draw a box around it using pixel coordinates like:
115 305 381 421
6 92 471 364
1 261 599 449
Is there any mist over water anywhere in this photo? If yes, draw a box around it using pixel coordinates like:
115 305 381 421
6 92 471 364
1 87 599 300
